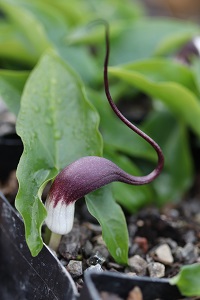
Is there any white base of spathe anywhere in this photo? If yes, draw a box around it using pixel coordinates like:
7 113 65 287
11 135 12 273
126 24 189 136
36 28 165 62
45 199 75 235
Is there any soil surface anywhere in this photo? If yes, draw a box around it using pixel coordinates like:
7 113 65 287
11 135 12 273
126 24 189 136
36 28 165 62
1 169 200 300
59 197 200 298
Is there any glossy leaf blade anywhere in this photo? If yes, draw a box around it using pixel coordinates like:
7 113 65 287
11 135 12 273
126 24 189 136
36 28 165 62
0 70 29 115
16 50 102 256
109 63 200 136
104 147 154 212
87 88 156 161
0 21 37 66
124 59 198 93
170 263 200 297
85 186 129 265
142 111 193 204
110 18 199 64
1 0 50 58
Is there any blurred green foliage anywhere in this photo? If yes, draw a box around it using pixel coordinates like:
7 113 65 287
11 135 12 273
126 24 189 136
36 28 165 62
1 0 200 285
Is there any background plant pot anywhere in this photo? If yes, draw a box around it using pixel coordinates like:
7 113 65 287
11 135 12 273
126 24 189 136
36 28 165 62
0 192 78 300
79 271 184 300
0 133 23 182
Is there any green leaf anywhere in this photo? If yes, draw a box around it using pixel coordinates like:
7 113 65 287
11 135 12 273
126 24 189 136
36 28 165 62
43 0 90 26
56 44 99 85
81 0 143 21
85 185 129 265
109 62 200 136
104 147 154 212
93 81 193 206
110 18 199 64
89 93 193 207
191 58 200 95
67 17 198 64
170 263 200 297
142 111 193 204
155 32 197 57
87 88 156 161
1 1 99 84
1 0 51 58
43 0 143 26
67 21 127 46
0 70 29 115
16 50 102 256
104 110 193 208
0 21 37 66
123 58 198 93
13 0 68 45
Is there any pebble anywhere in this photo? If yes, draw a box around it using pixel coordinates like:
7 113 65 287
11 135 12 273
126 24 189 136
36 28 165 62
174 243 198 264
100 291 123 300
85 263 104 273
80 224 93 244
82 240 93 258
59 258 67 267
158 238 177 250
59 222 93 260
148 262 165 278
93 234 106 245
128 255 148 276
168 208 180 218
107 262 124 271
128 224 137 237
181 243 199 264
84 222 102 233
127 286 143 300
174 246 185 262
134 237 149 253
75 278 84 293
129 243 144 257
92 244 110 260
126 272 137 277
59 225 81 259
87 252 106 266
66 260 82 278
183 230 197 244
154 244 174 265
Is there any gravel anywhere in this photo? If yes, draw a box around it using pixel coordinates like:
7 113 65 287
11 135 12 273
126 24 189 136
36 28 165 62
1 164 200 298
49 199 200 293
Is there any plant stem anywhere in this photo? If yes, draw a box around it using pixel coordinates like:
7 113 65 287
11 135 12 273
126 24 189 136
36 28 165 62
44 226 51 245
48 232 62 252
103 21 164 183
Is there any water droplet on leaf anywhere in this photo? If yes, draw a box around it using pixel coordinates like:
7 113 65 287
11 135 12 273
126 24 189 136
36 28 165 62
32 132 37 139
116 247 122 257
54 130 62 140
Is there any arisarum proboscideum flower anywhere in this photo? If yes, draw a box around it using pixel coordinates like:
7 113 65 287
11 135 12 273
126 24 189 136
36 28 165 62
45 22 164 248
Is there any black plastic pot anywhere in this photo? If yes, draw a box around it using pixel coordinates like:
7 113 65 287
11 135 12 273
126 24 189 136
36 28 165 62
79 271 184 300
0 192 78 300
0 133 23 181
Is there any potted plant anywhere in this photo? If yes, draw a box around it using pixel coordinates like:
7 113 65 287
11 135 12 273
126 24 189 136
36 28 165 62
1 0 200 299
